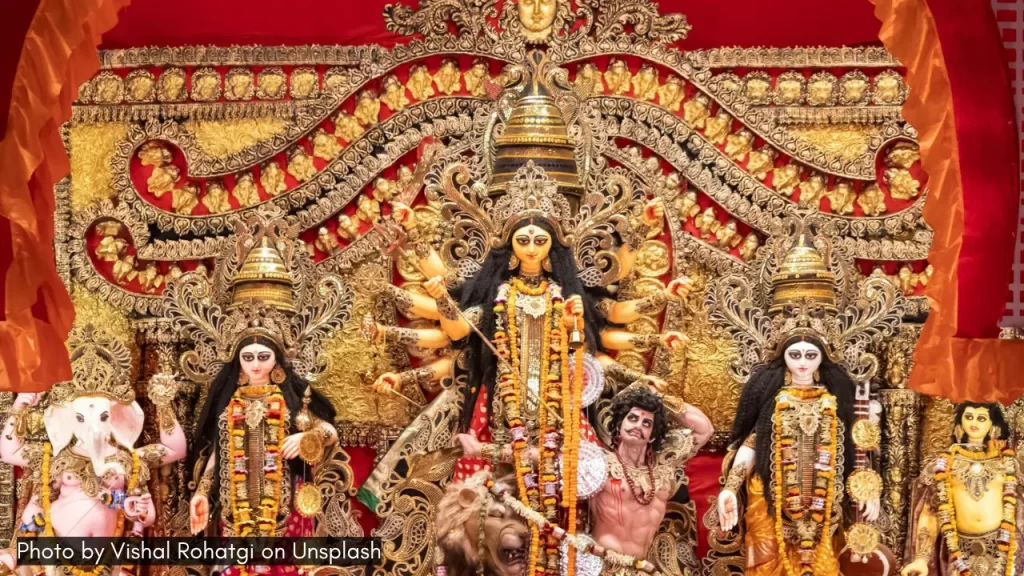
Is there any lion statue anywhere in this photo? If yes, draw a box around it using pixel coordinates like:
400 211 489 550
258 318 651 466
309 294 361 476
435 469 529 576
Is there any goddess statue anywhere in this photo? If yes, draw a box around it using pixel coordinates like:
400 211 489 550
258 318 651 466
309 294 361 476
0 324 187 574
902 402 1024 576
708 214 902 576
160 207 354 563
360 51 696 576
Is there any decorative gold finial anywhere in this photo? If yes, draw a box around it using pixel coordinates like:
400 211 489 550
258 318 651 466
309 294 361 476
490 51 581 198
769 216 836 314
229 235 296 313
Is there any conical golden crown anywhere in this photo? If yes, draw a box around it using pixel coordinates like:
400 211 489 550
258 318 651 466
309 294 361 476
490 52 581 198
229 236 296 313
769 224 836 314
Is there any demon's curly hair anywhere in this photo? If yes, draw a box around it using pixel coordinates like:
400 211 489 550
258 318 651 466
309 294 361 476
608 387 670 452
728 334 855 508
952 401 1010 445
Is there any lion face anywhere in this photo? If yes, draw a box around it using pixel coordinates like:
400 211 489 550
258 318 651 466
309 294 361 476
436 472 530 576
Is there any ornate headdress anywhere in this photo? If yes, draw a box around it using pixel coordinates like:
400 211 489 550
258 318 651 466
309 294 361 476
163 205 353 383
49 324 135 406
425 51 645 287
707 211 904 382
489 51 582 200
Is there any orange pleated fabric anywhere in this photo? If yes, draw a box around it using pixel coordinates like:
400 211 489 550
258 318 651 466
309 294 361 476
872 0 1024 404
0 0 130 391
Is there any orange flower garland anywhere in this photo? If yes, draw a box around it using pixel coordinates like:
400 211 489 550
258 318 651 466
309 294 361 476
772 388 839 576
226 386 286 538
40 442 141 576
934 444 1017 576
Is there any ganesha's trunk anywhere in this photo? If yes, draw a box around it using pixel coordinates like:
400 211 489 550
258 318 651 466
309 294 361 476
83 426 109 477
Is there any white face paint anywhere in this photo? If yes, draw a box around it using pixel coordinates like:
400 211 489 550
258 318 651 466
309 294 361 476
239 343 276 385
784 341 822 386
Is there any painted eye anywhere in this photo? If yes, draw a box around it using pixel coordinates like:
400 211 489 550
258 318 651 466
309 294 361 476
100 412 109 422
241 354 254 362
515 237 530 245
534 237 549 246
76 414 84 423
806 352 818 360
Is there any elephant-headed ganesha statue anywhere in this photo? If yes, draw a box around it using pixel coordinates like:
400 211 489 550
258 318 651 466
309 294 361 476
0 324 187 574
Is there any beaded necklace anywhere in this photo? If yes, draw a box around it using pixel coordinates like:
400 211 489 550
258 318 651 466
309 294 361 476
933 444 1017 576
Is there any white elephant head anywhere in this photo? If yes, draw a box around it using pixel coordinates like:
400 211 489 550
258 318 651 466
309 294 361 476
44 324 142 475
44 396 144 475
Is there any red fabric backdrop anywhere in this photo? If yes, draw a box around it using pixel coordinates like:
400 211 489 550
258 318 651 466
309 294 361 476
97 0 885 50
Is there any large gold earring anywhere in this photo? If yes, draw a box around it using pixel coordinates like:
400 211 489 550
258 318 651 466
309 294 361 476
784 372 792 386
271 365 286 385
508 255 520 270
992 426 1003 442
813 370 820 383
954 425 964 442
542 257 552 272
238 372 250 386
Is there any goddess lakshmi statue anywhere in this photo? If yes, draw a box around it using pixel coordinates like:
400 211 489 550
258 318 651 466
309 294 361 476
0 324 187 574
360 50 697 576
902 402 1024 576
708 213 902 576
160 206 354 559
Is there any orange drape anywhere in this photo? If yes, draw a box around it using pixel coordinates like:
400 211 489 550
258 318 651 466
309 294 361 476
0 0 130 391
873 0 1024 404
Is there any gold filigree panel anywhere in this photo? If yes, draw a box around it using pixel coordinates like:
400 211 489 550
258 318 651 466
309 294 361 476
183 118 290 160
69 122 130 211
318 287 413 428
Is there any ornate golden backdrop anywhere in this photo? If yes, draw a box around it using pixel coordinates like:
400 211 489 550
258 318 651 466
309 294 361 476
26 1 947 575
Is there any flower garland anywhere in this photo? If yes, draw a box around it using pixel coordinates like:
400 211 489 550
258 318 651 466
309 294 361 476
772 387 838 576
226 386 285 538
495 282 541 575
933 444 1018 576
559 318 583 576
484 478 657 574
39 443 141 576
497 278 568 576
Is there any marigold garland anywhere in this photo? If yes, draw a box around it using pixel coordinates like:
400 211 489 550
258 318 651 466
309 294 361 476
227 386 286 538
497 278 569 576
772 388 838 576
40 442 141 576
934 444 1017 576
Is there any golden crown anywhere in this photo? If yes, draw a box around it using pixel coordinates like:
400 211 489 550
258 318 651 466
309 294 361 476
164 205 352 383
489 51 582 200
708 211 904 382
49 324 135 406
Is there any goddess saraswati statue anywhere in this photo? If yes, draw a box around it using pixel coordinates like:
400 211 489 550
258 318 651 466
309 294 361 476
160 206 355 564
708 213 903 576
360 50 706 576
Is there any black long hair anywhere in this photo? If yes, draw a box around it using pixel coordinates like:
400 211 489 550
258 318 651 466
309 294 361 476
728 335 856 508
952 401 1010 445
454 218 609 431
186 335 337 497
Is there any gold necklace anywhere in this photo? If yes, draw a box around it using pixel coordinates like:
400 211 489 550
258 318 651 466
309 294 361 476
951 454 1002 501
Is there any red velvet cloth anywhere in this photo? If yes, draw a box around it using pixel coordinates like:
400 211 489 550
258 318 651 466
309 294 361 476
97 0 883 50
931 0 1018 339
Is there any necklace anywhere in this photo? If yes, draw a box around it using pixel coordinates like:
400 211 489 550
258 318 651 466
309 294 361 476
952 455 1001 501
617 454 656 505
516 274 543 287
934 445 1018 576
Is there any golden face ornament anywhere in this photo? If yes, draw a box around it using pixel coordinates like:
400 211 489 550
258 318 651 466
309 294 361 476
518 0 557 42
